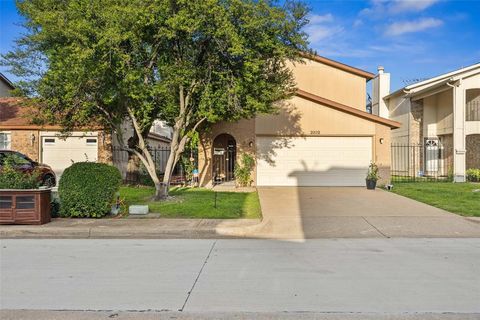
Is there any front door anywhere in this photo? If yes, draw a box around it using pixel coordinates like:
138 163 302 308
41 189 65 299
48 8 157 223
212 134 236 184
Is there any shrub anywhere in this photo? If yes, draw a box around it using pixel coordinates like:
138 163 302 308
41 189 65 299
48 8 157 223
466 168 480 182
59 162 122 218
234 153 255 187
366 162 380 182
0 156 40 189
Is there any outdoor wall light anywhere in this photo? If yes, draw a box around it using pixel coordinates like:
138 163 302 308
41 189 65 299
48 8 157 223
248 141 254 147
30 133 36 146
379 138 385 144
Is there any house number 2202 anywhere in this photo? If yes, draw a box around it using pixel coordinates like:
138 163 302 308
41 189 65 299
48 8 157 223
310 130 321 135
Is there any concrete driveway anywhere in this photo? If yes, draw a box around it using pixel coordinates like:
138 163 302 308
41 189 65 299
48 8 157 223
243 187 480 239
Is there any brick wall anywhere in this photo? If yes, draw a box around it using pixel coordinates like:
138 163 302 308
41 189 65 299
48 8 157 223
10 130 40 161
409 99 424 145
97 131 113 164
466 134 480 169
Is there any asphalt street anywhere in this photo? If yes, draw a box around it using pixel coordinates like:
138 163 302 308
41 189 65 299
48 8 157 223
1 238 479 319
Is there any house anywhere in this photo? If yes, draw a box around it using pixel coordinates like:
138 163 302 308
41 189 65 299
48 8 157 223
372 63 480 182
0 72 15 97
198 55 400 187
0 97 172 180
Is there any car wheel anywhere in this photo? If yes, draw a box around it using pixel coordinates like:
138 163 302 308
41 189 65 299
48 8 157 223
42 174 56 188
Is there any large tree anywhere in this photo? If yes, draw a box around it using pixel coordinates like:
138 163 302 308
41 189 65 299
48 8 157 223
2 0 310 198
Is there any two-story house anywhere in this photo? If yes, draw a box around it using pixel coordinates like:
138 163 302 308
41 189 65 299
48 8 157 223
198 54 400 187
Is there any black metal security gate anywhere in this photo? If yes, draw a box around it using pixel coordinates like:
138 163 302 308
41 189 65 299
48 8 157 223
391 140 452 182
212 135 236 185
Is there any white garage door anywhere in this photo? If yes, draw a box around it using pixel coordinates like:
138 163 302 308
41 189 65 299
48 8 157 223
41 135 98 177
256 136 372 186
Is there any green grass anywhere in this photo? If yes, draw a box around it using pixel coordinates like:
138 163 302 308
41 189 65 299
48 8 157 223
391 182 480 217
120 186 262 219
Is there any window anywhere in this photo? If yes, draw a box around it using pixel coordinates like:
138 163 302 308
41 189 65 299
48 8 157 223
44 138 55 144
86 138 97 145
0 132 11 150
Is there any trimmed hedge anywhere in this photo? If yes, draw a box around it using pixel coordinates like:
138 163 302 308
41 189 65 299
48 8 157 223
59 162 122 218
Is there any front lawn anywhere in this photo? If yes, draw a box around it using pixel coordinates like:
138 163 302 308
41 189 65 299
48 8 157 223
391 182 480 217
120 186 262 219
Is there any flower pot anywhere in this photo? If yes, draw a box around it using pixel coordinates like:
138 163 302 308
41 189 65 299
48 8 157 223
366 179 377 190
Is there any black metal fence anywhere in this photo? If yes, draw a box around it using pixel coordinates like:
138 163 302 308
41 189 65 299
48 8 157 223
391 142 453 183
112 146 186 185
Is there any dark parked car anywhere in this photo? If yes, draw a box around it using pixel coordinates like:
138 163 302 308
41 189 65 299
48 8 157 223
0 150 56 187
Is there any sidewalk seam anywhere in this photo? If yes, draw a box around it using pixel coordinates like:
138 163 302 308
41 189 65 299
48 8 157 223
179 240 217 312
362 217 390 238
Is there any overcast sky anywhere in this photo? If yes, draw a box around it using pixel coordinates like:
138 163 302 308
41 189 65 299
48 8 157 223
1 0 480 91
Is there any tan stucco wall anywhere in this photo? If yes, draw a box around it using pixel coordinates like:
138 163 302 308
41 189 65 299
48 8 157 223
10 130 40 161
435 89 453 135
199 96 394 186
0 81 12 97
256 97 375 136
288 59 367 110
198 119 256 187
387 95 410 144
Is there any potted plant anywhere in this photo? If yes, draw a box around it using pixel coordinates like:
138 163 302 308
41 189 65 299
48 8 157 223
366 162 380 190
0 156 51 225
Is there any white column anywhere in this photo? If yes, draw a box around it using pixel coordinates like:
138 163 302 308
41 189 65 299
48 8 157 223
452 82 466 182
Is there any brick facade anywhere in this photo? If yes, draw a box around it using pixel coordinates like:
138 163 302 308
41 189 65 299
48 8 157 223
97 131 113 164
466 134 480 169
409 99 424 145
10 130 40 161
440 134 454 173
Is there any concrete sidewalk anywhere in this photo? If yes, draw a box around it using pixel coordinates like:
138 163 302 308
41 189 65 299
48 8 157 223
1 214 480 239
0 218 261 239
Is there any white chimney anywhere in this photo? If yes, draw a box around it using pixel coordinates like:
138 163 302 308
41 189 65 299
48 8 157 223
371 66 390 118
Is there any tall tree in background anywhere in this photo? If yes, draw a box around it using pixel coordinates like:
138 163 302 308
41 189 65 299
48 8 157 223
2 0 309 199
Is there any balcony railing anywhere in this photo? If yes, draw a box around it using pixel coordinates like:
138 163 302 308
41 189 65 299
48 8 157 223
466 101 480 121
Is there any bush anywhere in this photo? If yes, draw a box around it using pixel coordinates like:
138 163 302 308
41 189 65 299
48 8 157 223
0 156 40 189
234 153 255 187
366 162 380 181
466 168 480 182
59 162 122 218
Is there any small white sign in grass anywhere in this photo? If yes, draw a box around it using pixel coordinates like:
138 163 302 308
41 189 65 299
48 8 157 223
129 205 149 215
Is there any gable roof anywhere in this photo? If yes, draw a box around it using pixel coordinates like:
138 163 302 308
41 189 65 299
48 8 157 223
296 89 401 129
386 61 480 99
301 53 375 80
0 73 15 90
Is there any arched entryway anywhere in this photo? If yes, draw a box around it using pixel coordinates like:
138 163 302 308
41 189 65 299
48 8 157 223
212 133 236 184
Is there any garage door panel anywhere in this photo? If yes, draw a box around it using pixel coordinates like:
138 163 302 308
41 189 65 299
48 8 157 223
42 135 98 178
256 136 372 186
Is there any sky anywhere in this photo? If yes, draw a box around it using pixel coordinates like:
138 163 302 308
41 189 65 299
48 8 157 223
1 0 480 91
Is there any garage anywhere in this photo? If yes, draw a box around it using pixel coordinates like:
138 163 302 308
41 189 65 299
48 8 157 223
41 133 98 177
256 136 372 186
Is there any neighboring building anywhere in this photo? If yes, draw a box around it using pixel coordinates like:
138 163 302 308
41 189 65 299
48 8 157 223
372 63 480 182
0 72 15 97
0 97 172 180
198 55 400 187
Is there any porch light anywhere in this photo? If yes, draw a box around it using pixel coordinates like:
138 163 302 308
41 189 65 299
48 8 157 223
30 133 36 146
379 138 385 144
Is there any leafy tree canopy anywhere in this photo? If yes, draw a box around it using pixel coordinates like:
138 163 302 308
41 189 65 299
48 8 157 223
3 0 310 198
